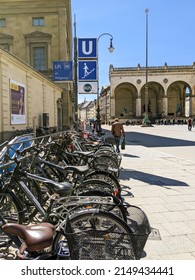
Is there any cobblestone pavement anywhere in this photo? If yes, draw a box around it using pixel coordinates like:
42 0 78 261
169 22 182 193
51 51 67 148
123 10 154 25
103 124 195 260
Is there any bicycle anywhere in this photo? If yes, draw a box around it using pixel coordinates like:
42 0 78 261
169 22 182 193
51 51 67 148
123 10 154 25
1 209 138 260
0 134 152 260
28 145 122 199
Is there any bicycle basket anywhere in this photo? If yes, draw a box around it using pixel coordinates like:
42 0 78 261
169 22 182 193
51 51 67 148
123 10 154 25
64 210 137 260
126 205 151 259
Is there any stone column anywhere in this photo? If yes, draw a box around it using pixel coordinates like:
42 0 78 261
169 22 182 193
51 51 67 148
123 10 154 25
136 97 142 117
185 96 191 117
163 96 168 116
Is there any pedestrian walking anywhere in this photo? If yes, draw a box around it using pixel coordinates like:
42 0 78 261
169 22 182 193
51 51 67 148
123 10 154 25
111 118 125 153
187 117 192 131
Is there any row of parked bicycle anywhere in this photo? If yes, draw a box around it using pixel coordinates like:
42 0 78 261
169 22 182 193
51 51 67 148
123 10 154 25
0 130 152 260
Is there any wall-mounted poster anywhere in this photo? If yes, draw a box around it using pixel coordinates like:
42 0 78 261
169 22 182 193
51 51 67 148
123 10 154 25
10 79 26 124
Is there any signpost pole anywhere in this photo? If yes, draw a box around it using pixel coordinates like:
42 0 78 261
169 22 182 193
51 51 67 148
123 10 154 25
74 15 79 131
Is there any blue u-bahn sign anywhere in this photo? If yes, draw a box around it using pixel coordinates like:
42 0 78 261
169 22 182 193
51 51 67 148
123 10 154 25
78 38 97 59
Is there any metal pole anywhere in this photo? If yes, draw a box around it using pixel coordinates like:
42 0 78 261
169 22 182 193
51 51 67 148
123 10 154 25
144 8 149 125
74 14 78 131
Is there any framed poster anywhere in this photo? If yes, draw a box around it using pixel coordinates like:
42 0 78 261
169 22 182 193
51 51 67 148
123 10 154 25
10 79 26 124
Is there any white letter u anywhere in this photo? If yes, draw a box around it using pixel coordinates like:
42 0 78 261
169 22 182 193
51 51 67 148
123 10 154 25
82 41 93 55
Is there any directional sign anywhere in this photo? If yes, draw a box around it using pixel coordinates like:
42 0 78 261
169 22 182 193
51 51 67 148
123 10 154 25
53 61 73 81
78 81 98 94
78 38 97 59
78 60 97 81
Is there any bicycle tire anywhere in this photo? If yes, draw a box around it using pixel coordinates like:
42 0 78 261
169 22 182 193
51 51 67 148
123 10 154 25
83 170 121 197
91 155 120 177
0 192 24 248
53 209 136 260
73 179 114 196
0 192 23 223
95 149 119 162
10 178 43 223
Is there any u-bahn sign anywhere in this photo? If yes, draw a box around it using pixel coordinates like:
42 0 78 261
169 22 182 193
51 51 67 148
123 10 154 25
78 38 97 59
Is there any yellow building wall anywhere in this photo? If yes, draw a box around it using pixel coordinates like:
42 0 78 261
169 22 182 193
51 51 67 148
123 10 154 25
0 0 73 129
0 47 62 141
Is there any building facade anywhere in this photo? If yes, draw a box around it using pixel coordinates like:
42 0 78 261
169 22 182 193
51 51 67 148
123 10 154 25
109 63 195 122
0 47 63 142
0 0 73 129
99 85 110 124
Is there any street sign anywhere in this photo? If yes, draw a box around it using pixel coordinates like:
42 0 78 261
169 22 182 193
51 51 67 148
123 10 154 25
53 61 73 81
78 38 97 59
78 60 97 81
78 81 98 94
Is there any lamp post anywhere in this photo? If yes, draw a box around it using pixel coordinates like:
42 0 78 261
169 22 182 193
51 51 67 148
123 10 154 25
95 33 114 132
143 8 150 126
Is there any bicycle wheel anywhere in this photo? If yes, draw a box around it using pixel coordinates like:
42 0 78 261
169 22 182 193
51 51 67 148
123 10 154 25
83 170 121 197
95 149 119 163
0 192 23 248
53 209 137 260
10 178 43 223
92 155 120 177
73 179 114 196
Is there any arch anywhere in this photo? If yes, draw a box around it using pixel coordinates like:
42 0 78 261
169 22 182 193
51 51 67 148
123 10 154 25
167 81 192 117
114 82 138 118
140 82 165 118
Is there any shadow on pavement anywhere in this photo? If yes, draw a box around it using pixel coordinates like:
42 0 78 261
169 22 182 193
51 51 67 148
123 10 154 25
122 153 139 158
125 132 195 148
102 128 195 148
120 168 189 187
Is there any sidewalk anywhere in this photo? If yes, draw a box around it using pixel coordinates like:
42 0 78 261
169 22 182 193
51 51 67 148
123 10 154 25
103 124 195 259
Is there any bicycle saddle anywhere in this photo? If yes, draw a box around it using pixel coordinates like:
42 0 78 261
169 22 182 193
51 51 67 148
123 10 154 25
73 150 94 156
2 223 55 251
63 164 90 175
45 180 73 195
27 173 73 195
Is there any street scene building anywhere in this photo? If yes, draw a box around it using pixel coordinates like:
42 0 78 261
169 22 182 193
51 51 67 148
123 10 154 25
108 63 195 122
0 44 63 142
0 0 73 136
2 1 195 135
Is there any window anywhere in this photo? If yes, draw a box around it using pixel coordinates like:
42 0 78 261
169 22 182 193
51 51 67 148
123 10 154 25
0 18 6 27
0 43 9 51
24 31 52 71
32 17 44 26
0 33 13 51
33 47 46 70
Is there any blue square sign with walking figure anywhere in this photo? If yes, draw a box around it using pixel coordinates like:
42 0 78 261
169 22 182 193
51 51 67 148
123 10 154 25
78 60 97 81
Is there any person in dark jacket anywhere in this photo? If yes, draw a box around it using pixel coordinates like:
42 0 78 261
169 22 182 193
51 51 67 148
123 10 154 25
187 117 192 131
111 118 125 153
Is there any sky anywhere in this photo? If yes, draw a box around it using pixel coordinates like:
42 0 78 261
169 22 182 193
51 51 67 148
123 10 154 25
71 0 195 103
